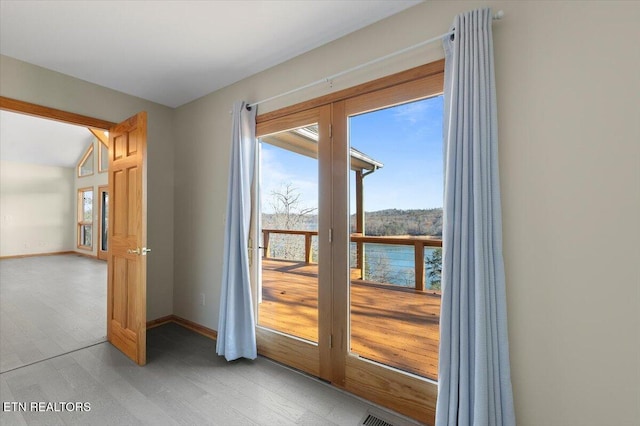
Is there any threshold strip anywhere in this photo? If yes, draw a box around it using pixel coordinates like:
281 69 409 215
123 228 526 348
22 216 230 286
0 339 108 374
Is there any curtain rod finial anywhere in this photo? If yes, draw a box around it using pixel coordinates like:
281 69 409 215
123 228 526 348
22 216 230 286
493 10 504 21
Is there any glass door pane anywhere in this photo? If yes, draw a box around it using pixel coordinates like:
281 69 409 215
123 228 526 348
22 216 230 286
101 190 109 252
258 124 320 343
347 96 443 380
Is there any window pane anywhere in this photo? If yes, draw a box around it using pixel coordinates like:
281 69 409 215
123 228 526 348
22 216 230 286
101 192 109 251
347 96 443 380
79 147 94 176
258 123 319 343
78 188 93 249
99 142 109 172
80 225 92 247
83 190 93 222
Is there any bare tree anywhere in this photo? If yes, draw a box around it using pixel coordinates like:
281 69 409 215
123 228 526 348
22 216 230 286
268 183 316 229
263 183 317 261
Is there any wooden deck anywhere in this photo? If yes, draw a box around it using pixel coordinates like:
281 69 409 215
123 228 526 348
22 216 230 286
258 259 440 380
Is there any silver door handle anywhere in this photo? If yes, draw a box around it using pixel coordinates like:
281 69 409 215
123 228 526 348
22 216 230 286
127 247 151 255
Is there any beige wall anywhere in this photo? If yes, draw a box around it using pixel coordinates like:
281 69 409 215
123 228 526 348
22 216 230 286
1 1 638 424
0 161 75 257
0 55 175 320
74 136 109 257
173 1 640 425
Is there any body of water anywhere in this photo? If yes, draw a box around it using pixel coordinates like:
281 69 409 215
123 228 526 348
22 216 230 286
350 243 441 290
264 233 441 290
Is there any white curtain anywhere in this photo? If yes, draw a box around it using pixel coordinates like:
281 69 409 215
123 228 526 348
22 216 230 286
216 101 257 361
436 8 516 426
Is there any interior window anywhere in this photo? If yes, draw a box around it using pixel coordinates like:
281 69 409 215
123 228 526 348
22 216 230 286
77 144 94 177
77 187 93 249
98 139 109 173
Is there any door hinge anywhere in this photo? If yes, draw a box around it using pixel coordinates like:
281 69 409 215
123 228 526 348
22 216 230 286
329 334 333 348
329 124 332 138
328 228 333 243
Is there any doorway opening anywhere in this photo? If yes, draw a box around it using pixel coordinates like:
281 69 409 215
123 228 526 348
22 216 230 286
0 108 110 372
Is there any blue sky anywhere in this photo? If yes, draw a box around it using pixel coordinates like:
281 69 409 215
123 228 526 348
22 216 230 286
260 95 443 213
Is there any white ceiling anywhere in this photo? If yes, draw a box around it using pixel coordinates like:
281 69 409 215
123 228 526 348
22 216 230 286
0 1 420 167
0 111 94 168
0 0 421 108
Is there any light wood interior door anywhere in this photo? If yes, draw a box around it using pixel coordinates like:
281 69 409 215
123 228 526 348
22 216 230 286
107 112 147 365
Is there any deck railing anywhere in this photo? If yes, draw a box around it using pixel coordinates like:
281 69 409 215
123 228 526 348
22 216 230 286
261 228 442 291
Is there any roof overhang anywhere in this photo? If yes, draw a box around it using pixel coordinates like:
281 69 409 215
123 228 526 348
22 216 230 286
260 126 383 173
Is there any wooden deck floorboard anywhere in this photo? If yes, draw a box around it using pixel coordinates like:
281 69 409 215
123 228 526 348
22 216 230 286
258 259 440 380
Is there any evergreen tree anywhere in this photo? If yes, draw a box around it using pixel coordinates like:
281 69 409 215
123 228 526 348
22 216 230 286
426 248 442 290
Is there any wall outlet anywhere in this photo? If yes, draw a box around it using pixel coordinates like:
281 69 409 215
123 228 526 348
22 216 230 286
200 293 205 306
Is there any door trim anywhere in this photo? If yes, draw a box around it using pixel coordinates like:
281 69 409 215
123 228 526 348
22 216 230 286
0 96 115 130
256 60 444 124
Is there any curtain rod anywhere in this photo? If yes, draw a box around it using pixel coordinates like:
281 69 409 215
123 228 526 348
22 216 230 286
246 10 504 110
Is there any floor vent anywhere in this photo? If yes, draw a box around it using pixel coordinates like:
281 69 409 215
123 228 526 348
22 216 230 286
360 413 395 426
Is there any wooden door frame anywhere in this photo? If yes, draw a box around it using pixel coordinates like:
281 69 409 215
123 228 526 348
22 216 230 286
0 96 148 364
0 97 115 130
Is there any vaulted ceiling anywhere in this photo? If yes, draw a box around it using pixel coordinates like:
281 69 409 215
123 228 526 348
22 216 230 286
0 111 93 168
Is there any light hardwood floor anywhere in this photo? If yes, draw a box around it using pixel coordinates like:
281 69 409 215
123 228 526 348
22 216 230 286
0 254 107 372
0 323 421 425
259 259 441 379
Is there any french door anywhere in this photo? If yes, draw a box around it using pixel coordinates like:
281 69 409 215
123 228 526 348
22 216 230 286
254 66 443 424
334 76 443 423
255 106 332 379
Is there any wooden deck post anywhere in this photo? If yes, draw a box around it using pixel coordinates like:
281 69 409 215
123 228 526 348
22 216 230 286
414 242 425 291
262 230 270 259
305 232 313 264
355 170 365 279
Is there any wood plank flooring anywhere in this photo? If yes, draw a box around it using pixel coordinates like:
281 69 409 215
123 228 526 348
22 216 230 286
0 323 421 426
0 254 107 373
258 259 441 380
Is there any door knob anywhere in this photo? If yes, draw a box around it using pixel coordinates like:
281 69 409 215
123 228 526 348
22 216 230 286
127 247 151 255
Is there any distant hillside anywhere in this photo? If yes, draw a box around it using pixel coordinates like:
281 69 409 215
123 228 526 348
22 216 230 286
262 208 442 237
353 208 442 237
